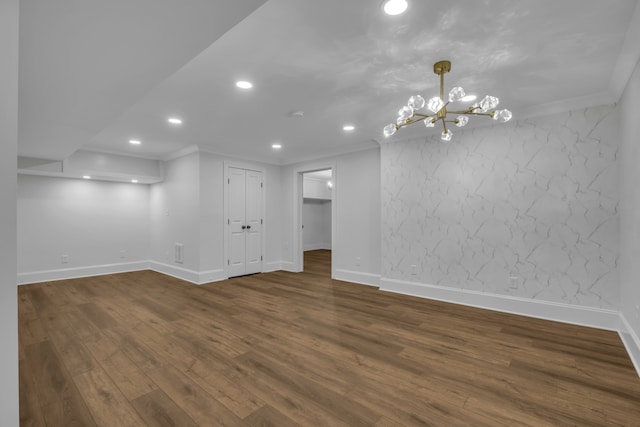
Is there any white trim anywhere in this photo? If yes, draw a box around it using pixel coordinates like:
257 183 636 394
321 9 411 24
17 167 163 184
282 141 378 166
334 269 380 287
148 261 200 284
263 261 282 273
292 162 337 276
17 261 149 285
197 269 227 284
619 314 640 378
162 144 200 162
80 146 163 161
280 261 297 272
379 277 620 331
148 261 225 285
515 91 616 121
304 243 332 251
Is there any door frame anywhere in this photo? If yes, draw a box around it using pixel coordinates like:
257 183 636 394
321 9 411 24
223 160 266 279
292 161 337 276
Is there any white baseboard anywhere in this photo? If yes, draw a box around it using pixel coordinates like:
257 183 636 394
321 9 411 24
334 269 380 287
18 261 149 285
280 261 298 273
379 277 620 331
197 269 227 284
148 261 225 285
263 261 282 273
146 261 200 284
619 314 640 378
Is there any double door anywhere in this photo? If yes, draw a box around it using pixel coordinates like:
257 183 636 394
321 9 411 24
227 167 263 277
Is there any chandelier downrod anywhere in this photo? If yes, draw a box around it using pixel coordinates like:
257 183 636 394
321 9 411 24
434 60 450 102
383 60 512 142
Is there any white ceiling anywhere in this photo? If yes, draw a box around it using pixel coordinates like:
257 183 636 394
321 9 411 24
18 0 640 165
18 0 267 160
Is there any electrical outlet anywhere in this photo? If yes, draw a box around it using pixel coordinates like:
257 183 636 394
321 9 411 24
119 249 127 259
61 254 69 264
509 276 519 289
355 257 361 267
174 243 184 264
410 264 417 276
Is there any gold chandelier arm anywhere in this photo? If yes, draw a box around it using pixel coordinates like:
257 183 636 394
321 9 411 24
397 112 435 129
467 112 495 118
448 107 479 114
448 109 494 118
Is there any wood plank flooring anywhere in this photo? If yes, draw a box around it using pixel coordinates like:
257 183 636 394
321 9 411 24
19 250 640 426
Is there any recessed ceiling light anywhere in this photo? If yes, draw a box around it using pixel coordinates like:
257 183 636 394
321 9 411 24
460 95 477 102
272 143 282 149
383 0 408 15
131 179 139 183
129 139 141 145
343 125 355 131
236 81 253 89
82 175 91 179
167 117 183 125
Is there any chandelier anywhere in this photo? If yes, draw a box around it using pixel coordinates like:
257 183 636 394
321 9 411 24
383 60 512 141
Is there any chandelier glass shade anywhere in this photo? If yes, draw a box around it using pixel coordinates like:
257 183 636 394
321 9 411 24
384 60 512 141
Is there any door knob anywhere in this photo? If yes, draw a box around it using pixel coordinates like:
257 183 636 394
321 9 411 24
246 225 251 229
241 225 246 230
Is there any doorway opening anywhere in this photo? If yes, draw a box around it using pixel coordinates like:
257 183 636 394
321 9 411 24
293 163 336 278
302 169 332 276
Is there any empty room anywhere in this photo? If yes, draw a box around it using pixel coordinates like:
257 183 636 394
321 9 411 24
3 0 640 425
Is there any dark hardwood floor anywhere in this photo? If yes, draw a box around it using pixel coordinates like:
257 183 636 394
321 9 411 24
19 250 640 426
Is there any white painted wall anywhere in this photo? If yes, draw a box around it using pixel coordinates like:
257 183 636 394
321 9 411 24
303 177 332 200
303 199 332 250
198 152 225 277
262 162 284 270
619 56 640 367
149 152 201 274
334 149 381 282
17 175 150 282
150 150 283 281
16 148 283 285
283 148 381 283
0 0 19 423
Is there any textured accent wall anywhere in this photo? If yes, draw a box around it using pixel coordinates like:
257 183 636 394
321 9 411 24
381 105 619 309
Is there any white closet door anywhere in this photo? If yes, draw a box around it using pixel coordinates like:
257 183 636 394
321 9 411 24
227 167 263 277
228 167 247 277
